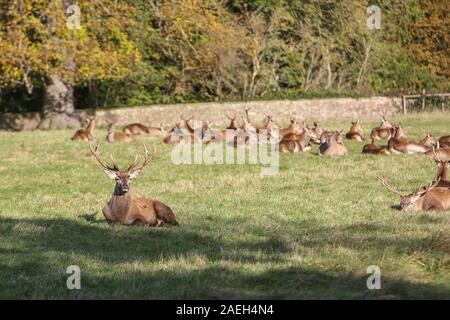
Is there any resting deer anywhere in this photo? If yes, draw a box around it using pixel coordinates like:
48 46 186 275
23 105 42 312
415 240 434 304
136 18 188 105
279 130 312 153
226 115 239 130
309 121 323 144
362 144 390 155
106 121 134 143
345 120 366 141
438 135 450 148
370 115 395 143
318 130 348 156
379 177 450 211
123 123 167 136
279 118 303 137
163 122 194 144
89 144 178 226
71 116 96 141
233 117 258 148
425 142 450 160
411 133 436 148
388 126 430 154
379 114 393 128
430 149 450 188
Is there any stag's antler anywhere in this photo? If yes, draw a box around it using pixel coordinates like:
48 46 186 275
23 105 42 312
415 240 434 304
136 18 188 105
378 177 404 196
89 144 119 171
129 143 156 172
414 178 441 196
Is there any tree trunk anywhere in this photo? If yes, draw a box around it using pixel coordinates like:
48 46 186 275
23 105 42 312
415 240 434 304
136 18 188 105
38 75 81 129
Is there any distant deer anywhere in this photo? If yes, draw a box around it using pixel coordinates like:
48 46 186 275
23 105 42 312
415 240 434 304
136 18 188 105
279 130 313 153
362 143 390 155
411 133 436 148
226 115 239 130
370 115 395 143
71 116 96 141
379 177 450 211
163 122 193 144
388 126 430 154
123 123 167 136
438 135 450 148
279 118 303 137
106 121 133 143
309 121 323 144
430 149 450 188
345 120 366 141
318 130 348 156
89 144 178 226
425 142 450 160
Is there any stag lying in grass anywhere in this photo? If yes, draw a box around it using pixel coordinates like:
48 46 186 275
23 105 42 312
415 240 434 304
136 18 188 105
370 115 395 143
71 116 96 141
106 121 134 143
425 143 450 160
411 133 436 148
318 130 348 156
379 177 450 211
345 120 366 141
89 144 178 226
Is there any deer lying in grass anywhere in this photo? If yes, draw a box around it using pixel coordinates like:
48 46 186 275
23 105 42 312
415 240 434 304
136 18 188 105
163 122 194 144
411 133 436 148
362 144 390 155
425 143 450 160
279 130 312 153
89 144 178 226
309 122 323 144
379 177 450 211
106 121 133 143
71 116 96 141
370 115 394 143
279 118 303 137
429 149 450 188
438 135 450 148
123 123 167 136
388 126 430 154
232 117 258 148
345 120 366 141
318 130 348 156
226 115 239 130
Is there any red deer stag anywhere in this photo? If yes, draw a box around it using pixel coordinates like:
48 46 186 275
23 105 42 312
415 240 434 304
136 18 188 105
438 135 450 148
279 130 313 153
362 144 390 155
379 177 450 211
425 142 450 160
370 115 395 143
71 116 96 141
89 144 178 226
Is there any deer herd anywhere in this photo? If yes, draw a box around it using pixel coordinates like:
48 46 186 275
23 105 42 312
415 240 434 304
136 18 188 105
71 111 450 225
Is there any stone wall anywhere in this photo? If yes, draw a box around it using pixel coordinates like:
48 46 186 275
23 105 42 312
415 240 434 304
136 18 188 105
0 96 402 131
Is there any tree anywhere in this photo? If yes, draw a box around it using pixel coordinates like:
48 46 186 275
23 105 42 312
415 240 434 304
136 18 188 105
0 0 138 128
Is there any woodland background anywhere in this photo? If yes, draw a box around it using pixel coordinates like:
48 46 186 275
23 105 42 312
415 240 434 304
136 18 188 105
0 0 448 124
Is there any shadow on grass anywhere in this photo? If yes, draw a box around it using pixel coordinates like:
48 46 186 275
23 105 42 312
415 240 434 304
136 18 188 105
0 216 448 299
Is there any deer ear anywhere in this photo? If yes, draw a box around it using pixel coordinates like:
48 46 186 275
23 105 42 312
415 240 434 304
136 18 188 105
104 169 117 179
129 169 142 179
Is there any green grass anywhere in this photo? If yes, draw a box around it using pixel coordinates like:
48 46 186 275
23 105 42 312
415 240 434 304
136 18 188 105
0 112 449 299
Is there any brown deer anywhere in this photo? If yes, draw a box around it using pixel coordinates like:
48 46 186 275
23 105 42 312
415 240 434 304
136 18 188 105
163 122 194 144
379 114 393 128
411 133 436 148
425 143 450 160
370 115 395 143
106 121 133 143
123 123 167 136
388 126 430 154
309 121 323 144
71 116 96 141
226 115 239 130
89 144 178 226
379 177 450 211
438 135 450 148
345 120 366 141
362 144 390 155
279 118 303 137
279 130 313 153
430 149 450 188
318 130 348 156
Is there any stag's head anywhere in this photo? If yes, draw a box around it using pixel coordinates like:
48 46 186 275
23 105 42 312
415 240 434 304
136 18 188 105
393 126 406 139
89 144 155 194
289 118 302 134
424 133 437 147
380 114 393 128
379 177 440 211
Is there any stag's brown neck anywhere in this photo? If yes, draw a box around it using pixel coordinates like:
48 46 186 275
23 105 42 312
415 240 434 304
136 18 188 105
87 121 95 133
111 185 132 213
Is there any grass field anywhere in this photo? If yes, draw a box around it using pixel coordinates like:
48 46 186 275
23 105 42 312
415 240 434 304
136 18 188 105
0 112 449 299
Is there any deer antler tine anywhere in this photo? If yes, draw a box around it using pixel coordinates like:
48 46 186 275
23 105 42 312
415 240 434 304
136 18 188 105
416 178 441 196
89 143 117 171
378 176 404 196
432 146 442 163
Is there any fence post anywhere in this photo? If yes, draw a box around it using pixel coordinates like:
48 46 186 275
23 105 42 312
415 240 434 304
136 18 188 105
402 95 407 114
421 89 426 111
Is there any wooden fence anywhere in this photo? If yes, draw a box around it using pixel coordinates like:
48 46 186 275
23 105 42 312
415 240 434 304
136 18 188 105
402 90 450 114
